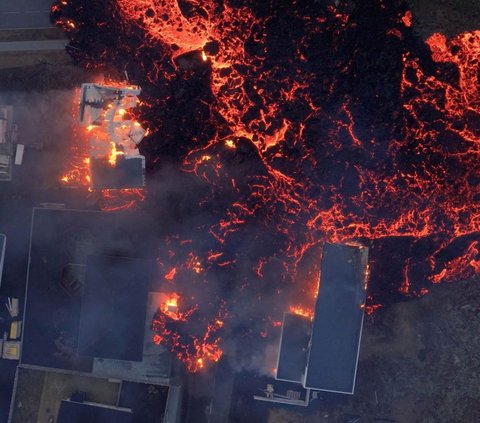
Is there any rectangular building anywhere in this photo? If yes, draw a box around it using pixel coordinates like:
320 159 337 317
276 313 311 383
304 243 368 393
275 243 368 395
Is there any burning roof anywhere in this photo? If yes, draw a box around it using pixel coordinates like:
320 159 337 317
276 243 368 394
79 83 146 190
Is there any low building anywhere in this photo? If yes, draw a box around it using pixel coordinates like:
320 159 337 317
57 398 134 423
304 243 368 393
9 208 180 423
256 243 369 405
80 83 146 190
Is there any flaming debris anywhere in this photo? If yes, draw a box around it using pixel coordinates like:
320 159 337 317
61 82 146 210
289 305 314 320
52 1 480 372
152 292 227 372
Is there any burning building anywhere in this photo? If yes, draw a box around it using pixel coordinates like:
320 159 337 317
9 207 181 423
255 243 368 405
79 83 146 190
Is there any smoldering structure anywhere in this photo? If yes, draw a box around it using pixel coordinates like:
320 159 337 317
79 83 146 190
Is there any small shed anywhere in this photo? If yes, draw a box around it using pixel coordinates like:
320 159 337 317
275 313 311 383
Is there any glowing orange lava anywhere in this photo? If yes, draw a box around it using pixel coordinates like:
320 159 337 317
52 0 480 372
151 293 226 372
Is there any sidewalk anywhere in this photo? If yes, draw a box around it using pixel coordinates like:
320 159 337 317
0 40 65 52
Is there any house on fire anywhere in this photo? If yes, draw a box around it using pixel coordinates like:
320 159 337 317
255 243 369 405
8 207 181 423
80 83 146 190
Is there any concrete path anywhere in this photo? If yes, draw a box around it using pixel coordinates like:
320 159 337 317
0 39 66 52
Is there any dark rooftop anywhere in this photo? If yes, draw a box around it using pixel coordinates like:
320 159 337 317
118 381 169 423
276 313 311 383
304 243 368 393
77 255 152 361
22 208 118 371
0 234 5 286
57 400 133 423
90 156 145 190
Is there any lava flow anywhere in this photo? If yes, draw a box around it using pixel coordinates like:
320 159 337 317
152 292 226 372
51 0 480 371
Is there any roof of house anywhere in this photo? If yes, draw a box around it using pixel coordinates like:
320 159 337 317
57 400 133 423
276 312 311 383
77 255 152 361
90 156 145 190
304 243 368 394
21 208 118 372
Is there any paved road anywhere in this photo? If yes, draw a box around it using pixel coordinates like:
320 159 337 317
0 39 65 52
0 0 53 30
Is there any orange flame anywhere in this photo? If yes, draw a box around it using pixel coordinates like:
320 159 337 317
108 142 125 166
288 305 313 320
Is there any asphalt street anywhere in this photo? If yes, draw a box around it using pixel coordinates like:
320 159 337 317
0 0 53 30
0 39 65 51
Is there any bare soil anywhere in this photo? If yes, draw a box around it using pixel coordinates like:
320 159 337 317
407 0 480 39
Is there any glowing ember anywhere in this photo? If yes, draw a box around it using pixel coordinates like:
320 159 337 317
107 142 124 166
289 305 314 320
401 10 412 28
158 292 196 321
151 293 226 372
60 84 146 211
